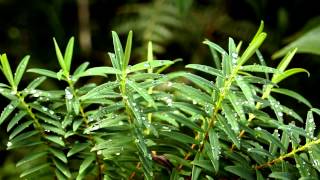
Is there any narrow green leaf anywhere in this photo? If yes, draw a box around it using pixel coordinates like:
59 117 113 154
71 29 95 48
192 160 214 172
174 72 214 94
210 47 221 69
271 88 312 108
305 111 315 141
311 108 320 116
252 21 264 41
308 144 320 172
241 65 279 73
123 31 132 70
0 54 15 87
275 48 297 71
79 155 95 175
73 119 82 132
80 81 118 101
225 165 254 180
279 124 307 137
217 114 240 148
221 101 240 133
111 31 123 69
16 151 47 167
53 38 67 72
77 67 121 77
72 98 80 115
207 129 220 173
172 83 213 105
20 163 50 178
254 127 286 151
203 40 227 55
9 120 33 140
159 130 196 144
27 68 57 79
129 60 174 72
14 55 30 87
42 124 65 136
10 130 38 145
227 92 246 123
268 96 284 122
53 158 72 178
186 64 224 78
280 105 303 122
295 154 313 177
55 169 67 180
67 142 90 157
167 113 202 132
0 100 19 126
50 148 68 163
7 111 27 132
238 33 267 66
272 68 309 84
236 76 255 107
64 37 74 72
73 62 89 76
127 80 155 107
45 135 65 147
25 76 47 91
268 172 293 180
173 102 206 117
191 154 202 180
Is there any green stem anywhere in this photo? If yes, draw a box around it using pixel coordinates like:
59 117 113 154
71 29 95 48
198 64 242 151
66 77 104 179
255 138 320 169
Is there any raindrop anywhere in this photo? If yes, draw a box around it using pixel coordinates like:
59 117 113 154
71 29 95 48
115 152 121 156
42 106 48 112
167 82 173 87
8 105 14 109
65 88 73 100
7 141 12 147
192 100 197 105
97 150 102 155
277 112 283 117
144 63 150 68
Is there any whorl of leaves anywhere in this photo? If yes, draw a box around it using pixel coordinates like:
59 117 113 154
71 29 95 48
0 22 319 179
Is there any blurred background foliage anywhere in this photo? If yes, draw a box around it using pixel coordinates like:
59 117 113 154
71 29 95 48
0 0 319 178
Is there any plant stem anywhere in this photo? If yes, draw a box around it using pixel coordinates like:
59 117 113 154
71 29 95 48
66 77 104 179
179 62 243 169
255 138 320 169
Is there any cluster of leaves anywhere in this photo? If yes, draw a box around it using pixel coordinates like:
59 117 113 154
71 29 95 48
1 22 320 179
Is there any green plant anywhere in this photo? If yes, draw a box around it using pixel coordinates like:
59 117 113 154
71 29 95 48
1 22 320 179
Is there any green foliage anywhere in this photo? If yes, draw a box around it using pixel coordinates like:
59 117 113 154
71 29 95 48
1 23 320 179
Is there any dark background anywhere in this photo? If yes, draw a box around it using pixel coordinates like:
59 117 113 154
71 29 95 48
0 0 319 178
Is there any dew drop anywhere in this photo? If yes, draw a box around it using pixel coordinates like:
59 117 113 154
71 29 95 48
7 141 12 147
65 88 73 100
277 112 283 117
